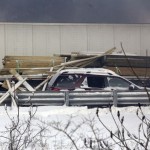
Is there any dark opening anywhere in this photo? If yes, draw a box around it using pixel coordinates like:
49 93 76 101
87 76 106 88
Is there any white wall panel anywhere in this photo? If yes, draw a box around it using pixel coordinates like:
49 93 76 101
114 24 141 55
0 23 149 69
60 25 87 54
32 25 60 56
87 25 114 53
141 24 150 56
0 25 5 68
5 24 32 55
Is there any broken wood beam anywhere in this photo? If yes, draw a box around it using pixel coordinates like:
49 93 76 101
9 69 35 92
35 75 52 90
0 78 27 105
6 80 17 107
54 47 116 68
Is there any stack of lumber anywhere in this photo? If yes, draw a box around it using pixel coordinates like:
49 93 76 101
1 56 65 75
1 48 150 77
3 56 65 68
56 53 150 77
103 55 150 68
102 55 150 76
0 47 116 75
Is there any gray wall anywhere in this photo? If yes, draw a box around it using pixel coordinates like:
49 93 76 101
0 23 150 68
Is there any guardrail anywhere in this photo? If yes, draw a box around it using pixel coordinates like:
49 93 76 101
13 90 150 107
66 91 113 106
116 91 150 106
17 91 65 106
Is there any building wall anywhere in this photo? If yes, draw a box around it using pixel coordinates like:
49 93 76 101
0 23 150 68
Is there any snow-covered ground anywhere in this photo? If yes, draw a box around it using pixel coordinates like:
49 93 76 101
0 105 150 149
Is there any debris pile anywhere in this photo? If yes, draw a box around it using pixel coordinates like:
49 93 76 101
0 46 149 107
56 50 150 77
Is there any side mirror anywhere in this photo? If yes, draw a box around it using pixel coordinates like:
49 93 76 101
129 84 135 90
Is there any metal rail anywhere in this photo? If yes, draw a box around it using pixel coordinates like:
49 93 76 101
7 90 149 107
17 91 65 106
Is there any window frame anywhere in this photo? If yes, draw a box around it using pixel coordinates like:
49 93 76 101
52 73 85 89
107 76 132 89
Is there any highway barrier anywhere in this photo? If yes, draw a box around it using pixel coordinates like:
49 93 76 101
12 90 150 107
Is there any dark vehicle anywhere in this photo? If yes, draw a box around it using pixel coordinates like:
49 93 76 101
47 68 143 91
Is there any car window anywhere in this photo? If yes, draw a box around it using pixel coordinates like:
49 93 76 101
53 74 84 89
108 77 130 88
85 75 106 88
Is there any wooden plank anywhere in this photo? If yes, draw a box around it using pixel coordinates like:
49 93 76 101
35 75 52 90
3 56 65 69
3 60 64 68
42 82 48 91
105 66 150 76
2 79 26 91
6 80 17 107
0 78 27 105
54 47 116 68
2 80 8 89
9 69 35 92
104 55 150 68
3 56 65 61
0 68 56 75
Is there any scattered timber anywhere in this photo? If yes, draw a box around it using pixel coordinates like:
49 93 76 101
0 48 116 106
0 78 27 105
0 48 116 75
57 54 150 76
0 48 150 107
9 69 35 92
53 47 116 68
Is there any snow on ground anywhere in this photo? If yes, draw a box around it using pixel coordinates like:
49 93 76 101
0 105 150 149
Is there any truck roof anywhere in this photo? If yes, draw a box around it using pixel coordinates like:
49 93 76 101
60 68 118 76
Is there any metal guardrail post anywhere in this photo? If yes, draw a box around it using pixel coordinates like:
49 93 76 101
113 90 118 107
64 91 69 106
